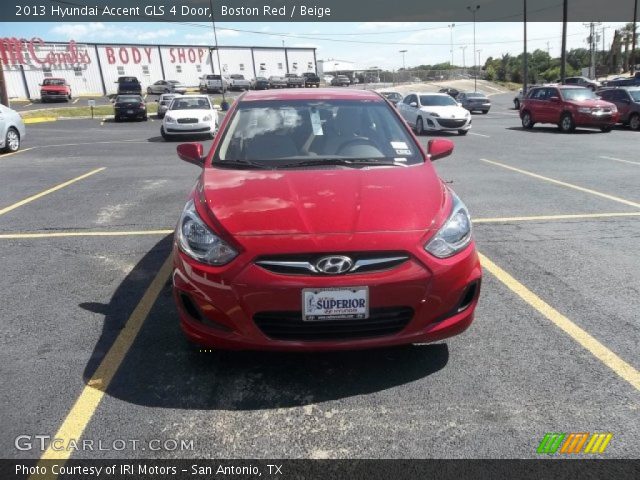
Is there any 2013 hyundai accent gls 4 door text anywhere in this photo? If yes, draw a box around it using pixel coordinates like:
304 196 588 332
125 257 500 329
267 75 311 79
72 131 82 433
172 88 481 351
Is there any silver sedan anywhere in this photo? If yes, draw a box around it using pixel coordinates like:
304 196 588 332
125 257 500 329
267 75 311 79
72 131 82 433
0 104 26 153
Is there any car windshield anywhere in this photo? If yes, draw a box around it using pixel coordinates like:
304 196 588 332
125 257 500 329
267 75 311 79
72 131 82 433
231 75 244 79
43 79 65 86
629 90 640 101
420 95 458 106
561 88 597 101
215 99 422 167
116 96 142 103
170 97 211 110
168 80 181 85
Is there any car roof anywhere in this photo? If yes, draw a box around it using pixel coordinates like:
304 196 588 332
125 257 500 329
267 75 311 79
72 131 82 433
412 92 451 97
240 88 384 102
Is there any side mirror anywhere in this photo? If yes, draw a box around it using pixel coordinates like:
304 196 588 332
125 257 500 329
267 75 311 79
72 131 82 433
428 139 454 161
409 102 418 108
549 96 560 102
177 143 205 167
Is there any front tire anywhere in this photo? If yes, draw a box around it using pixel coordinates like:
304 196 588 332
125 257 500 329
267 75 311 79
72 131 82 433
600 125 612 133
521 111 534 129
559 113 575 133
629 113 640 131
415 117 425 135
458 129 469 136
3 127 20 153
514 99 520 110
160 127 171 141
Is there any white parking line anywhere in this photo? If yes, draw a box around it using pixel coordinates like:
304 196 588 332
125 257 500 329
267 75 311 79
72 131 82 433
469 132 491 138
490 111 519 116
72 98 79 104
600 156 640 166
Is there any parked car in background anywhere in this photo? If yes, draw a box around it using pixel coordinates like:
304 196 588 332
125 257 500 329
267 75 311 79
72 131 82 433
285 73 305 88
116 76 142 95
380 91 403 105
161 95 217 140
597 87 640 130
520 86 618 133
199 74 228 93
0 104 26 153
601 76 640 88
563 76 600 91
438 87 460 99
458 92 491 114
40 78 72 103
268 76 288 88
229 74 252 91
171 88 481 351
254 77 270 90
397 92 471 135
156 93 182 119
147 80 186 95
302 72 320 87
331 75 351 86
113 95 147 122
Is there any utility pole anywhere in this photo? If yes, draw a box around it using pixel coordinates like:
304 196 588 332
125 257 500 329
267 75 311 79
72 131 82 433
560 0 568 83
399 49 407 71
467 5 480 91
632 0 638 74
460 46 468 68
524 0 528 100
448 24 456 66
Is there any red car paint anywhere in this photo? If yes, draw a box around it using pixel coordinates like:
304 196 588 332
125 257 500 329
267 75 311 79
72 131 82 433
172 88 482 351
40 78 72 102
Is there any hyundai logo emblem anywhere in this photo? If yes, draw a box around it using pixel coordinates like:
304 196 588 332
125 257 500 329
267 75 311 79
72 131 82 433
315 255 353 274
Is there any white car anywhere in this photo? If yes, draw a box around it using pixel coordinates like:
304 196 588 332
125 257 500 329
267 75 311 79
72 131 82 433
0 104 26 153
160 95 218 140
397 92 471 136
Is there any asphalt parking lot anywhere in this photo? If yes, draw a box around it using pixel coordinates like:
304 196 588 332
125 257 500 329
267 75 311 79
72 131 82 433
1 92 639 462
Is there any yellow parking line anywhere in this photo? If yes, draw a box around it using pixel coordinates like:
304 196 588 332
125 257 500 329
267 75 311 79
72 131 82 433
480 159 640 209
32 254 173 471
0 147 33 159
0 230 173 239
479 252 640 392
600 156 640 166
474 212 640 224
0 168 105 216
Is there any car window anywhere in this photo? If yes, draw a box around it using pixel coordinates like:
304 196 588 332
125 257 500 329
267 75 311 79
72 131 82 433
170 97 212 110
403 94 416 105
629 90 640 101
419 95 457 106
43 79 66 86
116 96 142 103
215 99 422 165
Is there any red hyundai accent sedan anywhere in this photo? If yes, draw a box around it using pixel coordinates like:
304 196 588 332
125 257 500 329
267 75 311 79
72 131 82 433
172 88 481 351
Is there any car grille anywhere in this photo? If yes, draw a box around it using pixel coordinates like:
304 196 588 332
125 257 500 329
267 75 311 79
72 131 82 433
254 307 414 341
177 118 199 124
166 127 210 132
437 118 467 128
255 253 409 275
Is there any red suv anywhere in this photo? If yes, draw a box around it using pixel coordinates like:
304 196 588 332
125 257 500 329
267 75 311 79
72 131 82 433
520 86 618 133
172 88 482 351
40 78 72 103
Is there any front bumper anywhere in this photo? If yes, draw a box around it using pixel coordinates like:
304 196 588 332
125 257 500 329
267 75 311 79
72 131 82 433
114 108 146 118
172 233 481 351
164 121 216 134
41 92 69 101
574 111 619 127
425 117 472 131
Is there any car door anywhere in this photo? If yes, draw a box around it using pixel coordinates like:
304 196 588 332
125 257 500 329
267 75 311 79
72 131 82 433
398 94 418 126
611 90 631 122
0 105 7 141
542 88 563 123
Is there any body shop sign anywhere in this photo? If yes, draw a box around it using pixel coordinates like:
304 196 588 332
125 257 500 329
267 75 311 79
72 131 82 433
0 37 91 66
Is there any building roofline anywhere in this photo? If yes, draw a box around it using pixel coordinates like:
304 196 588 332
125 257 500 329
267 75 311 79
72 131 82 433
14 39 315 51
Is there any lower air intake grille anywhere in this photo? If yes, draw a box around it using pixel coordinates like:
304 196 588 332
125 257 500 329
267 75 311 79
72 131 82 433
254 307 413 341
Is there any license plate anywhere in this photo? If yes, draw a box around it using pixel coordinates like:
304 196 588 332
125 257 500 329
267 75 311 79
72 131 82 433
127 109 133 114
302 287 369 321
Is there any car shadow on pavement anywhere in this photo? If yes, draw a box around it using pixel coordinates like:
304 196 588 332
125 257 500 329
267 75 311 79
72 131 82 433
506 126 603 134
80 235 449 411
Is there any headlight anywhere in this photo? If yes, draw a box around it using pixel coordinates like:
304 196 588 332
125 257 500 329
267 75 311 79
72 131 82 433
177 200 238 266
425 191 472 258
577 107 592 113
165 115 176 123
425 111 440 117
202 115 212 122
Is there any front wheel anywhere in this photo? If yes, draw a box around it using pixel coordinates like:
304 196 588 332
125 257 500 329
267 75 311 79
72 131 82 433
147 87 152 94
3 127 20 153
415 117 425 135
521 111 534 129
514 99 520 110
160 127 172 141
559 113 575 133
600 125 612 133
628 113 640 131
458 129 469 136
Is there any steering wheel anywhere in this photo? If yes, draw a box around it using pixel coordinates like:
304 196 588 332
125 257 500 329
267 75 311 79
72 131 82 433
336 137 381 155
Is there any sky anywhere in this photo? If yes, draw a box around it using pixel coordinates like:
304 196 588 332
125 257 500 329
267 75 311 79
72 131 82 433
0 21 628 69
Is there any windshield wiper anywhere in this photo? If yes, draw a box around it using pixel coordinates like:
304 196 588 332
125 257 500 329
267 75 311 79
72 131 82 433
214 159 272 170
277 158 406 169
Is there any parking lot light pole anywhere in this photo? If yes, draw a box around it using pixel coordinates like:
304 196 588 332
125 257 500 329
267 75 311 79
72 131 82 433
460 46 468 69
448 24 455 66
467 5 480 91
399 50 407 71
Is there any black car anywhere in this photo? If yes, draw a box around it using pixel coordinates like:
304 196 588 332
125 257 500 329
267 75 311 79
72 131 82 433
116 76 142 95
458 91 491 114
254 77 270 90
302 72 320 88
113 95 147 122
438 87 460 98
380 91 403 105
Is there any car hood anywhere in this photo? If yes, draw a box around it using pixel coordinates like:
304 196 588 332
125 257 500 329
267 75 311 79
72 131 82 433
199 164 447 236
567 99 615 108
166 109 213 118
419 105 469 118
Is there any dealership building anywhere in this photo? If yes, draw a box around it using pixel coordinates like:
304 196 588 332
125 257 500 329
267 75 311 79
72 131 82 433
0 37 317 99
